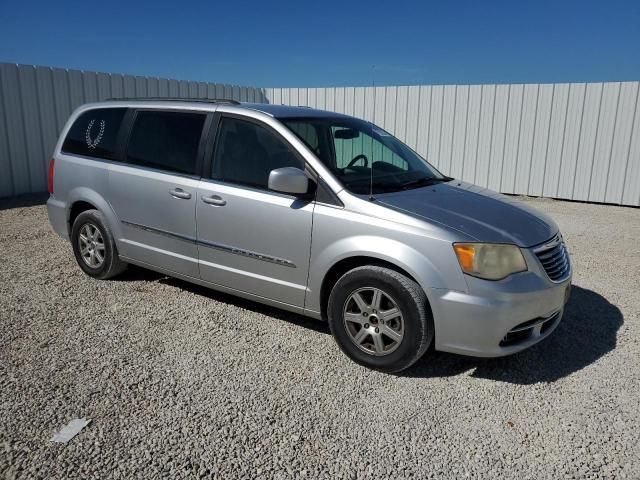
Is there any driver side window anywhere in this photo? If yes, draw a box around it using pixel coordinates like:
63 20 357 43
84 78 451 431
211 116 304 190
331 126 408 170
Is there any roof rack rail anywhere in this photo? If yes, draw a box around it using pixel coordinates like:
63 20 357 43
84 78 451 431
104 97 241 105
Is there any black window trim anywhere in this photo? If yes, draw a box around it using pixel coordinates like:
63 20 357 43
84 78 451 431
120 107 212 180
203 112 319 197
314 177 344 208
60 106 343 207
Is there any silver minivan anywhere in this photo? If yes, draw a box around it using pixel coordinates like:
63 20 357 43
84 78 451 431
47 99 572 372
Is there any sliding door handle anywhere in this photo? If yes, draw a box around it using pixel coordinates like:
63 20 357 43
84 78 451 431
202 195 226 206
169 188 192 200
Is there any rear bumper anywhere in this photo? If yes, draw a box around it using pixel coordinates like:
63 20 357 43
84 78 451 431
430 271 571 357
47 196 68 240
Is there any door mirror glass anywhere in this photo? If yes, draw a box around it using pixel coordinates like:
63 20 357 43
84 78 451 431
268 167 309 195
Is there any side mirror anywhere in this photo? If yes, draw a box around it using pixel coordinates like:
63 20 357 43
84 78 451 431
268 167 309 195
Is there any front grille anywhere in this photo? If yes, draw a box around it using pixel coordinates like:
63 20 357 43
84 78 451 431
534 235 570 282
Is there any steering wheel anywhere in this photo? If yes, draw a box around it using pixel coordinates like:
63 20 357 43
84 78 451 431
346 154 369 169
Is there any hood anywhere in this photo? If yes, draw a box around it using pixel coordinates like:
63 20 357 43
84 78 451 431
375 180 558 247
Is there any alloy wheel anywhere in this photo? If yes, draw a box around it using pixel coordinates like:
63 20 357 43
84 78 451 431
78 223 105 268
342 287 404 356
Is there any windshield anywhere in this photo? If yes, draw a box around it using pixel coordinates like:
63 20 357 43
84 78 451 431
281 116 448 194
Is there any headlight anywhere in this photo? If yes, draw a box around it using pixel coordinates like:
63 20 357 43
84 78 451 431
453 243 527 280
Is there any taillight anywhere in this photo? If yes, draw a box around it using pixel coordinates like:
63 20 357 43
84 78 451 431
47 158 55 194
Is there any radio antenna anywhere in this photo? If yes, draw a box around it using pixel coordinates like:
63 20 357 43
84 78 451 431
369 65 376 202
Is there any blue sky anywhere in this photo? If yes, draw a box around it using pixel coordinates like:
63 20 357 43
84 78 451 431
1 0 638 87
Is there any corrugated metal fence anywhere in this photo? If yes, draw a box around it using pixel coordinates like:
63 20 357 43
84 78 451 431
0 63 266 198
266 83 640 206
1 62 638 206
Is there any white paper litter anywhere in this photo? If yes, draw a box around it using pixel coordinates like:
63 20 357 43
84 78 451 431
50 418 91 443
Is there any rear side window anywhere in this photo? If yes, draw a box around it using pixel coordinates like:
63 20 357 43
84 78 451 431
62 108 127 160
211 117 303 189
126 111 206 175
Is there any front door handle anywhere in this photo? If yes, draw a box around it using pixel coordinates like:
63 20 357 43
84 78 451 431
202 195 227 207
170 188 192 200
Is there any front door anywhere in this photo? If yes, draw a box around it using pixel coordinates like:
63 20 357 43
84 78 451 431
109 109 208 278
196 115 314 307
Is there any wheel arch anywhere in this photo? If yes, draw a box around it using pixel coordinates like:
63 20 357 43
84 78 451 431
66 187 123 242
69 200 97 234
318 255 433 322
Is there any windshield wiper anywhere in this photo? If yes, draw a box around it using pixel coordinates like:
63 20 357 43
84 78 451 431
399 176 451 190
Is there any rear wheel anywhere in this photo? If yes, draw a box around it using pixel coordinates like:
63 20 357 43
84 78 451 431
71 209 127 279
327 266 433 373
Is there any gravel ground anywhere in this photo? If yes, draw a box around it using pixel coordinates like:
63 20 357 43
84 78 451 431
1 196 639 479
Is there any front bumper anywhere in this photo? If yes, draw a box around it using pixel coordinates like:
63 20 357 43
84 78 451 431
430 270 572 357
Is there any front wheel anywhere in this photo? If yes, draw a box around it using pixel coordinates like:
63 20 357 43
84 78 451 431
327 266 433 373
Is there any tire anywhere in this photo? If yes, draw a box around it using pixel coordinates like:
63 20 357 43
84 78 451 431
71 209 127 280
327 266 433 373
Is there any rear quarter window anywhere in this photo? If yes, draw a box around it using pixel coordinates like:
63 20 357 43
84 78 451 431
62 108 127 160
